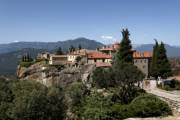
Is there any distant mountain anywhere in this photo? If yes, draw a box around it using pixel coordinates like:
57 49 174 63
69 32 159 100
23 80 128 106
135 44 180 58
0 48 46 76
0 38 104 54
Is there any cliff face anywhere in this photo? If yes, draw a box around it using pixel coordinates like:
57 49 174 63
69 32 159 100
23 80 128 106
16 61 96 90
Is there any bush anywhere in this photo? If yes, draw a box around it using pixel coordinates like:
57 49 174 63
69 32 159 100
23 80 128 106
164 85 171 91
130 94 172 117
19 61 34 68
51 64 64 71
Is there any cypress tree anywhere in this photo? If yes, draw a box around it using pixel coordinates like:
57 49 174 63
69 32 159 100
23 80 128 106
113 29 133 64
150 40 159 79
78 44 82 50
111 29 145 104
157 42 172 79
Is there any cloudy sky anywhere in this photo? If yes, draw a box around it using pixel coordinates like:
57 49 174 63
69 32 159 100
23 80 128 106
0 0 180 45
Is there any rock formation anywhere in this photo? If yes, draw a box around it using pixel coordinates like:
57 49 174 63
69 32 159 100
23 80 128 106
16 61 96 90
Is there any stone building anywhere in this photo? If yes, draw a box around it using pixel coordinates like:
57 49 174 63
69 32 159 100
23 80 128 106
37 42 153 76
133 52 152 77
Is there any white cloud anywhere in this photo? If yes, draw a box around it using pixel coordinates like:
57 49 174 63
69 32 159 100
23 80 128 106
13 40 20 43
101 36 116 44
101 36 114 40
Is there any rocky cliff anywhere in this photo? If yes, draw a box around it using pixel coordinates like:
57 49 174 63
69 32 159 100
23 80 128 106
16 61 96 90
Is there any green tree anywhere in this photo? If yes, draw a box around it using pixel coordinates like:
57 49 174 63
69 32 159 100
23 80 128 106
56 47 63 55
69 45 75 52
0 76 13 120
113 29 133 64
81 92 112 120
8 80 65 120
156 42 172 79
67 82 89 112
78 44 82 50
112 29 145 104
151 40 159 79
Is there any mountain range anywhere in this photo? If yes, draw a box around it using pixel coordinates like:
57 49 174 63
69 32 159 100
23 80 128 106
0 37 180 76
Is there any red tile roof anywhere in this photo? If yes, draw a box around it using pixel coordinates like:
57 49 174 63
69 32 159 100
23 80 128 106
133 52 152 58
88 52 112 59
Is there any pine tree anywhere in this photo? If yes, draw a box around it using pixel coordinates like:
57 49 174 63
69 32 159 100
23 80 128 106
113 29 133 64
157 42 172 79
56 47 63 55
150 40 159 79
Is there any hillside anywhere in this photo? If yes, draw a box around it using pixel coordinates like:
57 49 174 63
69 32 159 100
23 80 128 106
0 48 46 76
0 37 104 54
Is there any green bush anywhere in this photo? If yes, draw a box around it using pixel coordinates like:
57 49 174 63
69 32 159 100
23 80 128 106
130 94 172 117
164 85 171 91
19 61 34 68
51 64 64 71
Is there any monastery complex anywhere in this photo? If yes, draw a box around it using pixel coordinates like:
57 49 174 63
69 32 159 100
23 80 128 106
37 42 152 77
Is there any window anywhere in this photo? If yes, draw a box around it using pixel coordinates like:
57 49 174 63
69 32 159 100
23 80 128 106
94 59 97 62
102 59 105 62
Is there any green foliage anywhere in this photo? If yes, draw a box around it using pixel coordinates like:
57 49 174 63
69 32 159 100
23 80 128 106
56 47 63 55
158 80 180 91
156 42 172 79
112 61 145 104
76 56 82 63
111 94 172 119
130 94 172 117
51 64 64 71
69 45 76 52
151 40 159 78
19 58 48 68
151 41 172 79
113 29 133 64
0 78 66 120
80 92 112 120
78 44 82 50
67 82 89 113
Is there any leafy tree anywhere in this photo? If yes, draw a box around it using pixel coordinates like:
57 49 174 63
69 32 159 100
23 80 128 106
56 47 63 55
0 76 13 120
151 40 159 78
92 68 108 89
67 82 89 113
7 80 66 120
156 42 172 78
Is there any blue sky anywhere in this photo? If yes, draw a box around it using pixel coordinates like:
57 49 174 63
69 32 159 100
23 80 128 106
0 0 180 45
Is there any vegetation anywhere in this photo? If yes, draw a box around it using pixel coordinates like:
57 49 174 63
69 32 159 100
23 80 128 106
0 76 66 120
19 58 48 68
158 79 180 91
56 47 63 55
151 41 172 79
67 29 171 120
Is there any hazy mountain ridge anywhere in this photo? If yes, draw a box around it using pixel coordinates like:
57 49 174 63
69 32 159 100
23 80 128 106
0 37 104 54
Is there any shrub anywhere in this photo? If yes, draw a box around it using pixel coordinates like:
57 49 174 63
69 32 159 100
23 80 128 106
164 85 171 91
19 61 34 68
130 94 172 117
